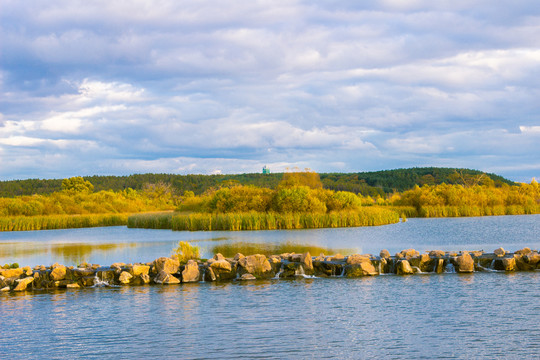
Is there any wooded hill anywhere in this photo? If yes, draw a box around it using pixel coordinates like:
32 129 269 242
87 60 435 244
0 167 515 198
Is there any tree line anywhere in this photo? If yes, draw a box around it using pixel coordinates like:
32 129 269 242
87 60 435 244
0 167 515 198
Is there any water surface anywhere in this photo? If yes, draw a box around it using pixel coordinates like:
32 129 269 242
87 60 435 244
1 215 539 266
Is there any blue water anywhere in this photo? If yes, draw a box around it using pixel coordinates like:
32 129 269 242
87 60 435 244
1 273 539 359
1 215 539 266
1 216 540 359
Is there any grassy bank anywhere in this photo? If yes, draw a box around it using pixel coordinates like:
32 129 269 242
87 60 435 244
128 207 400 231
0 213 130 231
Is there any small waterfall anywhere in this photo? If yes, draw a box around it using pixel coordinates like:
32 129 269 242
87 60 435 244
200 268 207 283
378 261 382 274
445 263 455 273
295 264 305 276
92 273 110 287
272 264 284 279
295 264 317 279
490 259 496 270
339 266 346 277
412 266 426 274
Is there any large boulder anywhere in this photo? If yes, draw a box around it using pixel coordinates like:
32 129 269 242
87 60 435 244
434 258 445 274
346 254 372 265
0 268 24 278
153 257 180 274
238 254 273 278
515 247 532 255
289 252 313 272
181 260 200 283
13 277 34 291
502 257 517 272
396 260 414 275
429 250 446 258
494 247 506 257
418 254 435 272
50 265 67 281
131 264 150 277
455 252 474 273
345 262 377 277
379 249 391 259
154 271 180 284
208 259 236 281
397 249 419 259
118 271 133 284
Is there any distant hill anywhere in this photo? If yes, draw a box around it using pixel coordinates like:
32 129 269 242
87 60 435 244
0 167 515 198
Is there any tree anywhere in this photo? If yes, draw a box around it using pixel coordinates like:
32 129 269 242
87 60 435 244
61 177 94 194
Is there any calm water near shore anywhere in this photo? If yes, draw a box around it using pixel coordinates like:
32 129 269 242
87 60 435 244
1 215 539 359
1 215 539 267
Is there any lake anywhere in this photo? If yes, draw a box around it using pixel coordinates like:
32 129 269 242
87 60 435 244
1 215 539 359
1 215 539 267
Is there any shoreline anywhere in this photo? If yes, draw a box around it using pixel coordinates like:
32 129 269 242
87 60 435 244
2 247 539 293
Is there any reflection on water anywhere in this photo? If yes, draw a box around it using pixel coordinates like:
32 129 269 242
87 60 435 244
0 242 135 266
1 215 539 267
210 241 354 257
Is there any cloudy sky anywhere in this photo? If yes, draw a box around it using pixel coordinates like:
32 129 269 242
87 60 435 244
1 1 540 182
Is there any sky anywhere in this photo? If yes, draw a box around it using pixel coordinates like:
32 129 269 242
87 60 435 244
1 1 540 182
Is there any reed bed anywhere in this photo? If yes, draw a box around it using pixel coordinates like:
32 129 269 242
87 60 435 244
127 212 174 229
127 207 400 231
0 213 129 231
389 205 540 218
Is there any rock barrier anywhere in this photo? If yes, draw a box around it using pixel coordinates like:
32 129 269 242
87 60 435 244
1 247 539 292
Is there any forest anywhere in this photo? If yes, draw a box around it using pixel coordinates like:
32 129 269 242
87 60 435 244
0 167 515 197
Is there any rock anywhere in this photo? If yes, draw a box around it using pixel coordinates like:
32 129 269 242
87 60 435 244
399 249 419 259
213 253 226 261
72 268 96 278
418 254 434 272
346 254 371 265
345 262 377 277
66 283 80 289
50 265 67 281
140 274 151 284
22 266 33 276
13 277 34 291
81 276 95 287
0 276 8 289
233 253 245 261
330 253 345 261
494 247 506 257
429 250 446 258
515 247 532 255
119 271 133 284
396 260 414 275
379 258 393 274
131 264 150 277
435 259 445 274
455 252 474 273
153 257 180 274
0 268 24 278
314 253 326 262
502 257 517 272
238 254 273 278
1 287 10 292
301 252 313 272
181 260 200 283
203 267 216 281
470 251 483 257
210 259 232 272
239 274 257 281
154 270 180 284
379 249 391 259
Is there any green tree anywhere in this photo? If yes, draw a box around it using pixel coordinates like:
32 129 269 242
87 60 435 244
62 177 94 194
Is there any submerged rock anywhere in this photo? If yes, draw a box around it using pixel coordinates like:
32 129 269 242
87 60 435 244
239 274 257 281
